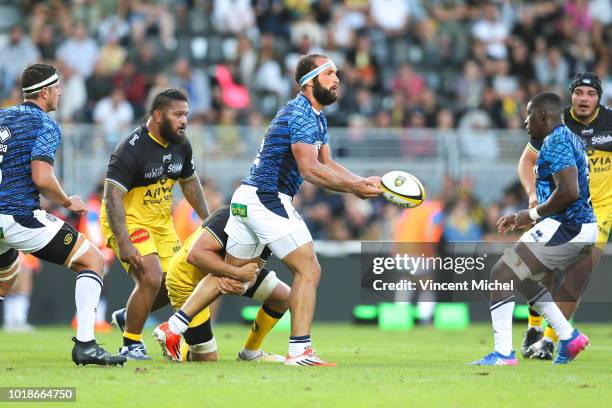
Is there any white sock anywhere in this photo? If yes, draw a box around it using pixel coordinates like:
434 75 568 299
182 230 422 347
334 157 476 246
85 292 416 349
14 293 29 326
490 297 515 356
75 271 103 342
241 348 261 359
530 289 573 341
417 290 436 322
288 335 311 357
96 298 107 322
168 310 191 335
3 294 17 327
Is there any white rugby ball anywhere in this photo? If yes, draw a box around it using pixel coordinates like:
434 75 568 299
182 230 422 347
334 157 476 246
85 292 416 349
380 171 426 208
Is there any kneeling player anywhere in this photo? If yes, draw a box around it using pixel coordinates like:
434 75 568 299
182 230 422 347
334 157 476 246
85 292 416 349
470 93 596 366
152 206 289 362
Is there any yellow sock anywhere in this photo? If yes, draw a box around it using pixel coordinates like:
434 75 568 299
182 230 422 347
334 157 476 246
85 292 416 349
244 305 283 351
528 309 543 328
123 331 142 342
543 326 559 343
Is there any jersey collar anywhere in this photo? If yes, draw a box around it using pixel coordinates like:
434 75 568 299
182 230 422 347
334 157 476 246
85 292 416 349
21 101 43 111
146 129 169 148
569 106 600 126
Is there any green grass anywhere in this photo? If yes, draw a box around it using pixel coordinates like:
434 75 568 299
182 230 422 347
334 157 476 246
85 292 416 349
1 323 612 407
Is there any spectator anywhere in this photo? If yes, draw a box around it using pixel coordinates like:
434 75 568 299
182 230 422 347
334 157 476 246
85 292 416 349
93 88 134 143
112 61 148 117
56 65 87 123
85 60 114 116
170 58 212 122
97 34 127 76
57 22 99 79
471 2 510 60
212 0 255 34
0 26 40 96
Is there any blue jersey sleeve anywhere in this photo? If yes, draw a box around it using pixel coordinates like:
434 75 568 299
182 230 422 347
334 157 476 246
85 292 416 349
289 114 319 145
544 137 576 174
31 119 61 164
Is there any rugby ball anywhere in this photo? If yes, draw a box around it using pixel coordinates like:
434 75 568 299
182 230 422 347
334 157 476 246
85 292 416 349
380 171 425 208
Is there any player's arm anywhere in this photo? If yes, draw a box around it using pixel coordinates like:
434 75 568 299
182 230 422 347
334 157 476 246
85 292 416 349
186 230 257 282
318 144 362 182
31 160 86 212
31 122 86 214
517 144 538 208
179 174 209 221
534 166 579 218
293 143 380 198
499 168 579 233
103 181 143 270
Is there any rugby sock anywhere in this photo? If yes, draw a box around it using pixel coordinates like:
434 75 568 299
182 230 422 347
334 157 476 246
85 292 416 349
490 296 515 356
243 305 284 356
543 326 559 343
123 332 142 346
13 293 29 326
96 297 107 323
288 334 311 357
74 270 103 342
168 310 192 335
3 295 16 327
527 307 543 329
529 289 573 341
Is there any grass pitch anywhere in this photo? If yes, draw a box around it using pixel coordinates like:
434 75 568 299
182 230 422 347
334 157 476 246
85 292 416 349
1 323 611 407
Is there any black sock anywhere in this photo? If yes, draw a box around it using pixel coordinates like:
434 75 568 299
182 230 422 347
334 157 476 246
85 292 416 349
123 336 141 346
528 307 541 317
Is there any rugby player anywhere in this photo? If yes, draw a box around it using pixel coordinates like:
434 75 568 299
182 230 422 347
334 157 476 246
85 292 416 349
517 73 612 359
152 206 290 362
0 63 125 365
470 92 596 365
223 54 382 366
101 89 209 359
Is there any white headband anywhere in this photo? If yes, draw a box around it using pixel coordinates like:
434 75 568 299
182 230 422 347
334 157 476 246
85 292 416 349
299 61 336 87
22 73 59 93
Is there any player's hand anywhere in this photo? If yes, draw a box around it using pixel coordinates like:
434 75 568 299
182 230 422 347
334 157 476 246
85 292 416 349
119 242 144 271
351 178 383 199
528 192 538 209
218 277 248 295
497 214 516 234
233 262 259 283
66 195 87 214
512 209 533 230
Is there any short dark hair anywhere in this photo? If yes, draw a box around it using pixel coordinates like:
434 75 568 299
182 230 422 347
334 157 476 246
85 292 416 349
149 89 188 115
295 54 329 86
21 63 57 99
530 92 563 115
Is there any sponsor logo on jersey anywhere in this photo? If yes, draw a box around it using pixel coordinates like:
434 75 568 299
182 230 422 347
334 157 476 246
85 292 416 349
130 229 150 243
45 213 59 222
581 128 594 135
166 162 183 174
530 229 544 242
145 166 164 179
0 126 12 143
64 233 74 245
129 133 140 145
591 134 612 145
163 154 172 162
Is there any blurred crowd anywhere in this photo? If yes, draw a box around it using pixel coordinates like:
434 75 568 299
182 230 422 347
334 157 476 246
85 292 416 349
0 0 610 140
0 0 610 242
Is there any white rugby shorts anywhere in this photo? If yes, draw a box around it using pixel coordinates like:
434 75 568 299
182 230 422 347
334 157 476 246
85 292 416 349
225 184 312 259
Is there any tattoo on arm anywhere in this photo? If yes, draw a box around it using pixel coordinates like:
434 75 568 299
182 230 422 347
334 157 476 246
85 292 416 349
180 175 209 220
104 182 130 247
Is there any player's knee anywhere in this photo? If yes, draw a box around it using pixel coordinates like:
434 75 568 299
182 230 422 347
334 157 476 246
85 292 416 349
138 270 163 291
296 263 321 285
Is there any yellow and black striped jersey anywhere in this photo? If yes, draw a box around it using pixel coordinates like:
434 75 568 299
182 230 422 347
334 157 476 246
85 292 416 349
100 125 196 232
529 105 612 209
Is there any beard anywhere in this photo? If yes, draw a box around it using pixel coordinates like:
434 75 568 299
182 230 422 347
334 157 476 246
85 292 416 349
159 117 186 145
312 78 338 106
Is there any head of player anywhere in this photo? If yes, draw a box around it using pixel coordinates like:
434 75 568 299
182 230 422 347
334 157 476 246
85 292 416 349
21 63 61 112
295 54 339 109
147 88 189 145
524 92 564 141
569 72 602 122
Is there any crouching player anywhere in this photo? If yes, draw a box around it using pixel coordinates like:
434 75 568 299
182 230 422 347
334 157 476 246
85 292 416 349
470 92 597 365
152 206 290 362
